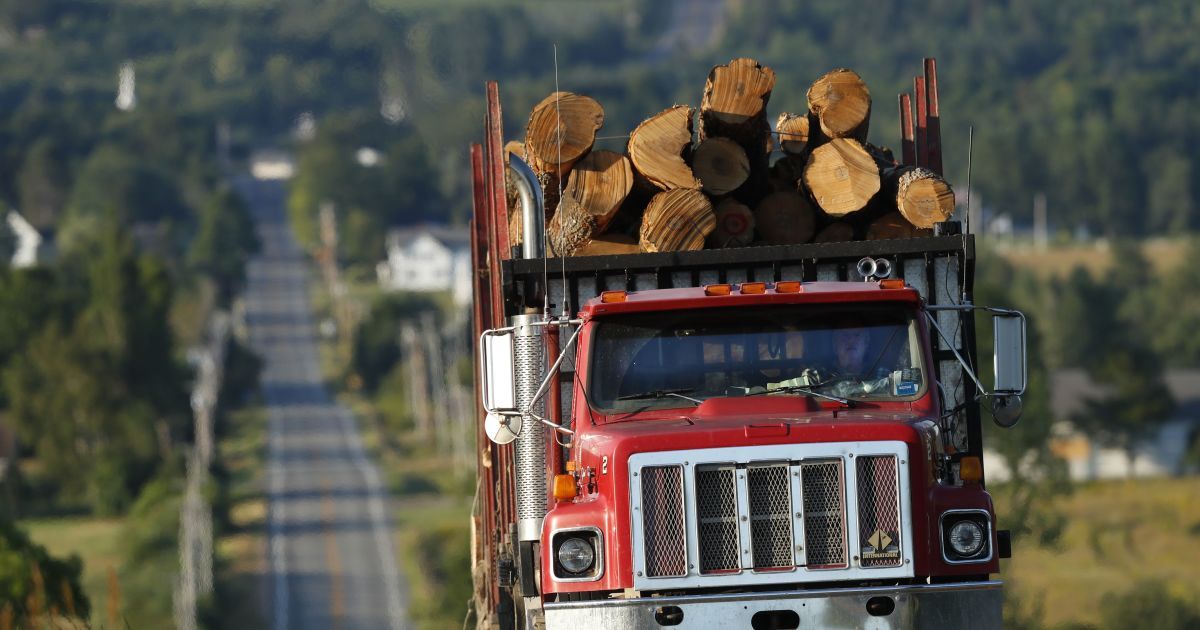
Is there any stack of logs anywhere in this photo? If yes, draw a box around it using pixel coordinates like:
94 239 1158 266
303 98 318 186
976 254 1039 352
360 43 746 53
509 58 956 257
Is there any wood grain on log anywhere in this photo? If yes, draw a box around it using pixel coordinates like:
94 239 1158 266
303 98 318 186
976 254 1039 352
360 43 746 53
575 233 641 256
890 166 955 228
807 68 871 142
701 58 776 203
775 112 810 155
525 91 604 216
709 198 755 248
639 188 715 252
628 105 702 190
692 137 749 196
545 150 633 257
754 190 816 245
802 138 881 216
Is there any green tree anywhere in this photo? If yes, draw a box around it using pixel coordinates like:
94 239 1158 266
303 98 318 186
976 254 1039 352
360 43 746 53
1098 580 1200 630
14 137 67 231
1150 238 1200 365
0 518 90 624
188 186 261 307
350 293 439 394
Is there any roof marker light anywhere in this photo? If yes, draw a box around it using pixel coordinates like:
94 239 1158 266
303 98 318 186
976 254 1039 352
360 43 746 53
600 290 627 303
704 284 732 296
774 281 803 293
880 279 907 290
739 282 766 294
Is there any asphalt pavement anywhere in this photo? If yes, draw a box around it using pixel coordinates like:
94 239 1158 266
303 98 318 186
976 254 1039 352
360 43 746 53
238 176 410 630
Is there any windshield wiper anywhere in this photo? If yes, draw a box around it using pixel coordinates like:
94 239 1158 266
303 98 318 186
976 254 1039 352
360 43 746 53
616 388 702 404
750 385 853 407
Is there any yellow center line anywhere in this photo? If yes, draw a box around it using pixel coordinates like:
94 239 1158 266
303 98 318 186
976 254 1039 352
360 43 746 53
321 469 346 629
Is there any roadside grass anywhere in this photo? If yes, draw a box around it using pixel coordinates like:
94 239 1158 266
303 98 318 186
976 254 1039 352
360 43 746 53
210 404 269 629
23 516 124 627
996 476 1200 629
992 236 1186 280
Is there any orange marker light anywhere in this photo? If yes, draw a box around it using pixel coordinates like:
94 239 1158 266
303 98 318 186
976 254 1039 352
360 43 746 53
739 282 766 294
600 290 627 303
879 279 906 290
774 281 803 293
960 456 983 484
704 284 732 296
553 474 578 501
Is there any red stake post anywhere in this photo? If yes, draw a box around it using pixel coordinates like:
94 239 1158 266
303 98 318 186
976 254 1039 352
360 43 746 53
899 93 915 166
924 58 943 176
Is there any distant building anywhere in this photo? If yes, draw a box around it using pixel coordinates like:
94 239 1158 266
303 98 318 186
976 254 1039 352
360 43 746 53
5 210 54 268
249 149 295 180
377 225 472 307
987 368 1200 481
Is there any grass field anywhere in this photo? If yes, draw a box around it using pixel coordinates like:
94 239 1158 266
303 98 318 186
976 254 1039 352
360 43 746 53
991 236 1188 279
23 516 125 626
997 476 1200 629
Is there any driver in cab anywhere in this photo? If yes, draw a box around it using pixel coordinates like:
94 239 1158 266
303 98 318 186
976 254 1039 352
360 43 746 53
768 325 894 398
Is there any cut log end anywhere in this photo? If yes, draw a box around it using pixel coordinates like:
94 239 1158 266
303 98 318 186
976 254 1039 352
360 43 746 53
701 58 777 129
574 233 641 257
640 188 715 252
754 190 816 245
525 91 605 176
802 138 881 216
564 150 634 231
896 167 955 228
629 105 702 190
709 198 755 248
775 112 810 155
807 68 871 142
692 137 750 196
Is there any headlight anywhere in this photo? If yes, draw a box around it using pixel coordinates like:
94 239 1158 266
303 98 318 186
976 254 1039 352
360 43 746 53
940 511 991 563
556 537 595 574
948 520 985 557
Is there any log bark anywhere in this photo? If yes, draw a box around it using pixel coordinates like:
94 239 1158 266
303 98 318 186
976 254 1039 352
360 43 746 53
802 138 881 216
754 190 816 245
887 166 955 228
639 188 715 252
775 112 810 155
866 211 933 240
709 198 755 248
628 105 702 190
545 150 634 257
524 91 605 215
806 68 871 142
574 233 641 256
692 137 749 196
700 58 776 204
812 221 855 243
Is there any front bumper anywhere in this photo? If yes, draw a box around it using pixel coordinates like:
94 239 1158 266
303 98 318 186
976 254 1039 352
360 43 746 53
544 581 1002 629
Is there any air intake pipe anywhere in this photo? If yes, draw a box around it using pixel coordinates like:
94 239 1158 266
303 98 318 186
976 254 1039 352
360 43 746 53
507 154 548 543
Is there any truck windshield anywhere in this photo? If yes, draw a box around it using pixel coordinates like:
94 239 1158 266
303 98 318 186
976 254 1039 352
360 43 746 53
588 304 926 412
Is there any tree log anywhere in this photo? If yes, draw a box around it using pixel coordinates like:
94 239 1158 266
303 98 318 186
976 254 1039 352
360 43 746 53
866 211 933 240
754 190 816 245
886 166 955 228
802 138 881 216
775 112 810 155
692 137 749 196
574 233 641 256
768 155 806 193
628 105 702 190
806 68 871 142
709 198 755 248
639 188 715 252
545 150 633 257
812 221 856 243
700 58 776 203
524 91 605 215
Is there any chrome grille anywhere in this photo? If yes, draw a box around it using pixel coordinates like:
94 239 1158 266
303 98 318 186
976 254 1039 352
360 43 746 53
747 464 793 569
801 460 847 568
696 465 740 573
640 465 687 577
857 455 902 567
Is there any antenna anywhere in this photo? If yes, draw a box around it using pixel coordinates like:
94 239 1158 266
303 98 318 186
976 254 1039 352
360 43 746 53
965 125 973 236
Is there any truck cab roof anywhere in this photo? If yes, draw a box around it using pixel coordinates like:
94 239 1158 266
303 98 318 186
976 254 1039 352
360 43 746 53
581 281 922 319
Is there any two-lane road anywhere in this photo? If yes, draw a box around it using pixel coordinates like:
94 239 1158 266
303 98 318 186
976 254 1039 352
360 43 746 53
238 176 409 630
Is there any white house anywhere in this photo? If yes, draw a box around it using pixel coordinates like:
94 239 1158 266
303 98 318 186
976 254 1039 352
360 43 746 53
987 368 1200 481
5 210 53 268
377 225 472 307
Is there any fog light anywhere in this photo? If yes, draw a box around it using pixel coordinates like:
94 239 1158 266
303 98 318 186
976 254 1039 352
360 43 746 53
948 520 985 557
556 537 595 574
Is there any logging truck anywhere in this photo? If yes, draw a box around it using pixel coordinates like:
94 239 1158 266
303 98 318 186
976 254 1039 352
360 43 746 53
470 60 1025 629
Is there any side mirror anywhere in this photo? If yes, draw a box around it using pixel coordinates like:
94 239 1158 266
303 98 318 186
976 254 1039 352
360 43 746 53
991 312 1027 427
480 328 518 414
